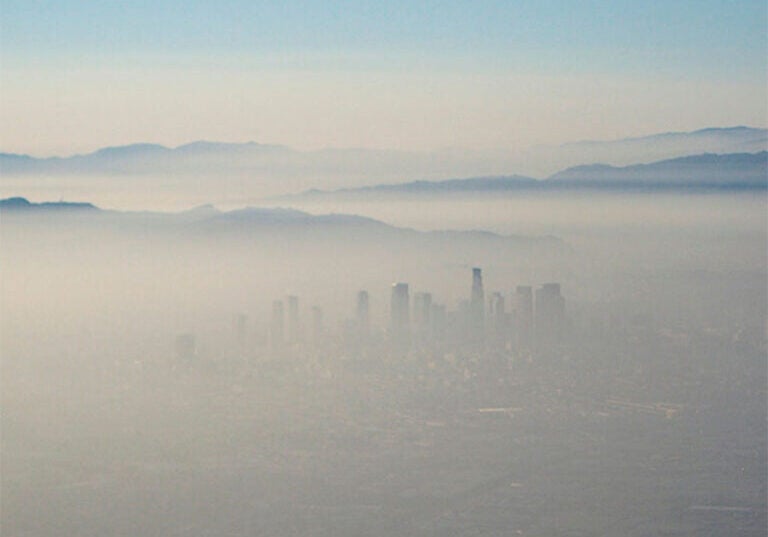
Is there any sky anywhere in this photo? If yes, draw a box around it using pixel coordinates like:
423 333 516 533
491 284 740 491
1 0 766 156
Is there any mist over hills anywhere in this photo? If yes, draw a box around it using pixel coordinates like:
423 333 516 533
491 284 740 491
532 126 768 170
0 197 562 251
1 127 765 195
548 151 768 186
1 197 568 317
0 141 493 193
288 175 541 199
276 151 767 200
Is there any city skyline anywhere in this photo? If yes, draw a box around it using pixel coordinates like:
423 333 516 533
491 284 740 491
1 3 766 534
241 268 567 359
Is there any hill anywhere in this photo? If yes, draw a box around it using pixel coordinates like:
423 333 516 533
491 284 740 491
3 127 765 192
538 126 767 170
278 151 767 200
0 197 561 252
548 151 767 187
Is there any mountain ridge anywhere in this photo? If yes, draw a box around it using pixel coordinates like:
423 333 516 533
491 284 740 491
2 127 765 181
549 151 767 185
559 126 764 148
0 197 559 246
273 151 767 200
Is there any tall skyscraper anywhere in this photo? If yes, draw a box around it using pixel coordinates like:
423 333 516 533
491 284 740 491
490 292 507 347
430 303 447 345
271 299 284 350
471 267 485 314
287 295 300 344
414 291 432 339
390 282 410 348
535 283 566 346
470 267 485 345
490 292 505 319
515 285 534 351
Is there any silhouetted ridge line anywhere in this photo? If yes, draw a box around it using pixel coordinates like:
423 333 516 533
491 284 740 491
276 151 767 200
0 197 99 211
548 151 768 185
0 197 563 248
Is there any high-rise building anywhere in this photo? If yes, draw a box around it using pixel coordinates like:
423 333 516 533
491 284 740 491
471 267 485 315
430 303 447 345
470 268 485 345
490 292 507 347
356 290 370 337
287 295 300 344
490 292 505 319
271 300 284 350
535 283 566 345
515 285 534 351
390 282 410 348
414 292 432 340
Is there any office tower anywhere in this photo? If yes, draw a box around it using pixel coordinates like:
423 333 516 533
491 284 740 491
287 295 300 344
470 267 485 345
490 292 507 347
390 282 410 348
490 292 505 319
430 303 447 345
356 290 370 336
414 292 432 339
471 267 485 316
515 285 534 351
535 283 566 345
271 300 284 350
311 306 324 345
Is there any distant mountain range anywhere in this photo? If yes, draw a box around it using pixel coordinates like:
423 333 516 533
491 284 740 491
1 127 765 194
276 151 767 199
0 141 294 176
548 151 767 186
0 141 495 195
543 126 767 169
293 175 541 198
0 197 99 211
0 197 561 252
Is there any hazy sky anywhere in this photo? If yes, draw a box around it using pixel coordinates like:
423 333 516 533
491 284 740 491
1 0 766 156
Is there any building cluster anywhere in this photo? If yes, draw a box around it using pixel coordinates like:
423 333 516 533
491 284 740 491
176 268 567 367
381 269 567 356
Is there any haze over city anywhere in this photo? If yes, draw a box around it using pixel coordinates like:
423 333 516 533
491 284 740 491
1 1 766 536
